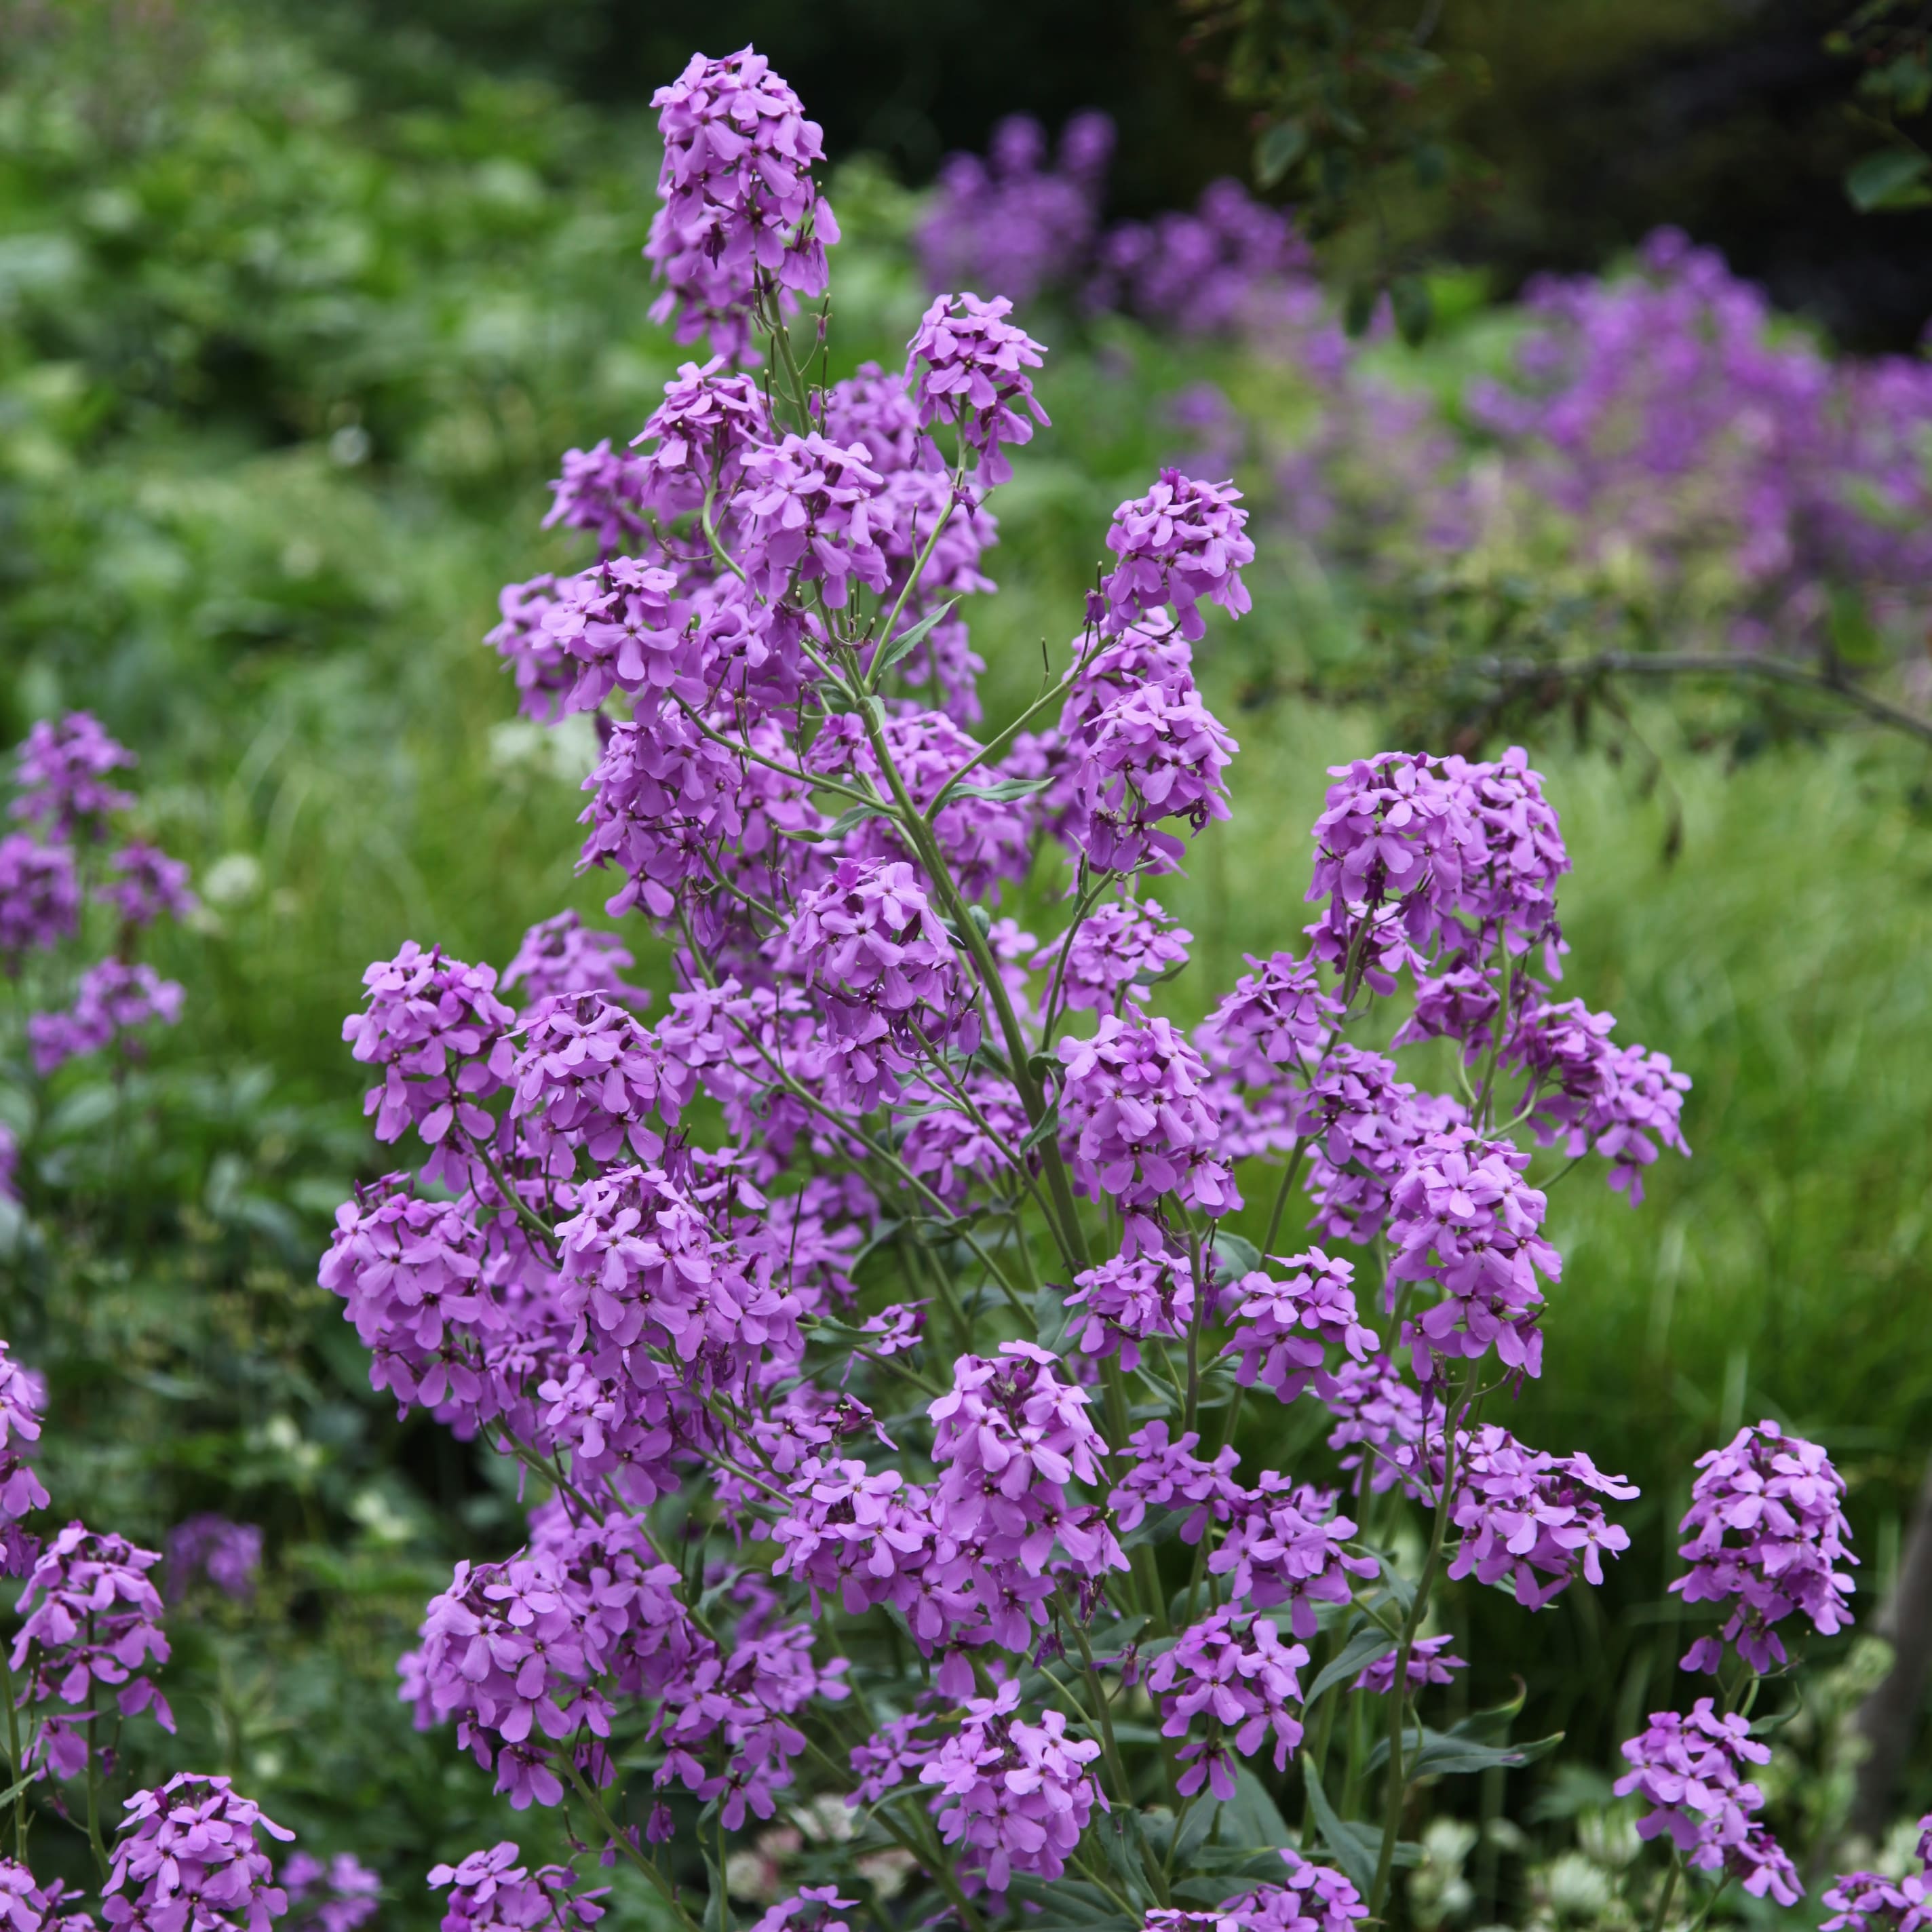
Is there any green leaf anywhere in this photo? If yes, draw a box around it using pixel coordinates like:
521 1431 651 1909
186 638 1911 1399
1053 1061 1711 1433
1096 1809 1156 1906
1307 1625 1397 1703
1390 274 1433 348
950 776 1054 804
1223 1764 1296 1851
701 1851 728 1932
1019 1104 1061 1154
1256 117 1308 187
822 798 894 839
1035 1277 1075 1353
1210 1229 1263 1283
1003 1877 1136 1932
1300 1752 1379 1896
1364 1721 1564 1779
872 597 960 682
1847 147 1932 211
1343 278 1380 339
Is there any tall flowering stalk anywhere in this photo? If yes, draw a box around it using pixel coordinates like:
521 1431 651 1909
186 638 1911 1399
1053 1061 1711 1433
323 43 1851 1932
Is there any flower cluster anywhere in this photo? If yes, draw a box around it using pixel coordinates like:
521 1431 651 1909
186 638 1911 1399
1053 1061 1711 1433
1219 1250 1374 1402
1614 1701 1801 1906
1146 1609 1309 1798
281 1855 379 1932
427 1844 606 1932
102 1775 295 1932
919 1682 1103 1895
164 1515 262 1603
1672 1420 1857 1672
645 49 836 364
0 1346 47 1577
1098 470 1254 643
907 294 1049 484
27 961 185 1076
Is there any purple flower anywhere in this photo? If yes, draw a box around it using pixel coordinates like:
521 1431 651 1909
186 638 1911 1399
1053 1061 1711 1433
1324 1355 1430 1497
98 846 195 931
0 1859 89 1932
1065 1247 1195 1371
1196 951 1341 1085
102 1775 294 1932
646 49 838 364
752 1891 853 1932
1614 1699 1801 1906
1671 1421 1857 1672
1208 1477 1376 1638
775 858 977 1113
1352 1632 1466 1695
535 556 693 715
1107 1423 1244 1541
0 1127 17 1210
1506 995 1691 1203
282 1856 378 1932
627 358 773 518
507 994 692 1178
0 836 79 969
1067 675 1237 875
1097 470 1254 642
929 1342 1110 1516
907 294 1049 485
426 1844 606 1932
1033 897 1191 1016
12 1522 174 1775
12 716 134 841
340 944 516 1183
1057 1014 1237 1214
818 363 940 476
164 1517 262 1604
499 912 645 1018
1440 1425 1637 1609
1387 1129 1560 1380
919 1680 1105 1896
0 1345 49 1567
847 1707 940 1804
485 577 572 724
1146 1608 1308 1798
26 961 185 1076
541 440 653 556
738 435 890 609
1219 1249 1374 1402
1823 1861 1932 1932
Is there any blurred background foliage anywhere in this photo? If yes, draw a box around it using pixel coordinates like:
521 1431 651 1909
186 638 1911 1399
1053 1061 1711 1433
4 0 1932 1919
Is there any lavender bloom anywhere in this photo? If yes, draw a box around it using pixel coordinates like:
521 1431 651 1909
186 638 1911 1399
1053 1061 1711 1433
775 858 977 1111
1068 676 1237 876
12 1523 174 1775
340 944 516 1182
427 1844 606 1932
1032 897 1191 1015
1324 1355 1431 1497
486 577 572 724
535 556 692 716
1107 1423 1245 1541
0 836 80 969
0 1129 16 1210
1614 1700 1802 1906
1098 470 1254 642
1208 1478 1376 1638
907 294 1049 485
818 362 940 476
738 435 891 609
282 1855 379 1932
628 357 773 518
1823 1852 1932 1932
0 1860 88 1932
98 846 195 931
507 994 692 1176
847 1708 940 1804
1228 1855 1369 1932
0 1345 49 1565
541 440 653 556
751 1891 854 1932
1220 1249 1374 1402
1507 995 1691 1203
1352 1632 1466 1695
915 113 1110 307
1064 1248 1195 1372
1145 1608 1308 1798
646 49 838 364
164 1516 262 1604
102 1775 294 1932
12 716 134 841
1671 1421 1857 1673
1440 1425 1637 1609
499 910 645 1017
27 961 185 1076
919 1680 1104 1896
1387 1130 1560 1380
1196 951 1340 1084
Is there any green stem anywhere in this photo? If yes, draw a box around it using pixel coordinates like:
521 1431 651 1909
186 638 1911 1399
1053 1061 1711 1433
1260 1139 1310 1256
0 1650 25 1862
561 1756 706 1932
1646 1851 1682 1932
1367 1359 1480 1914
1061 1602 1169 1906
